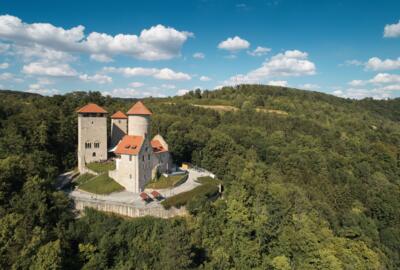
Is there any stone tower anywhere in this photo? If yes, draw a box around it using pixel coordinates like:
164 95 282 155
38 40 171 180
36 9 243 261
127 101 152 137
110 111 128 147
77 103 108 173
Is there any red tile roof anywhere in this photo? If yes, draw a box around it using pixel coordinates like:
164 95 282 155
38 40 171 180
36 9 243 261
111 111 128 119
127 101 152 115
151 190 162 198
114 135 144 155
77 103 107 113
151 139 168 153
140 192 150 200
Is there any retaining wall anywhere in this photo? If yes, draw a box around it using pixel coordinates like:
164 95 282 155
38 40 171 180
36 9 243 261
71 195 187 218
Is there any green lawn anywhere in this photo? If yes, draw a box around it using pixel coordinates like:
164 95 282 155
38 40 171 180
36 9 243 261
161 181 219 209
86 161 116 174
79 173 124 194
146 173 188 189
75 173 96 185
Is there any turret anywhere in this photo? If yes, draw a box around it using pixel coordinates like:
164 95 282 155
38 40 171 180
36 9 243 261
126 101 152 138
110 111 128 147
77 103 108 172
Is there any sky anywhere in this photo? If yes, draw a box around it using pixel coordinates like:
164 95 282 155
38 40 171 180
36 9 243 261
0 0 399 99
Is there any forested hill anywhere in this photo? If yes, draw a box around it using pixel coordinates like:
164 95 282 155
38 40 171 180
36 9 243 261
0 85 399 269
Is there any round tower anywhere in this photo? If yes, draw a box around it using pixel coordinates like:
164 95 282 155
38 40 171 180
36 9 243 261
126 101 152 137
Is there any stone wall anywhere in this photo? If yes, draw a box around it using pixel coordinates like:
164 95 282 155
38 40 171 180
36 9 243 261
71 195 187 218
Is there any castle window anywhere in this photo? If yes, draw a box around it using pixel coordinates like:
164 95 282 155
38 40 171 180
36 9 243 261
142 156 144 162
94 142 100 148
129 155 132 161
148 154 150 161
118 120 121 123
129 174 132 179
92 152 96 157
85 142 92 149
91 121 94 124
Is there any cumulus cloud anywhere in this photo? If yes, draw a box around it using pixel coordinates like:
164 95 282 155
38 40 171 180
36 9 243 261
365 57 400 71
348 79 366 87
342 59 363 66
161 83 176 89
176 89 189 96
79 73 112 84
300 83 320 90
0 43 10 53
0 72 14 80
129 82 145 88
218 36 250 52
333 88 392 100
247 46 271 56
103 87 166 98
90 53 113 62
22 61 78 77
268 80 287 87
193 52 205 59
224 50 316 85
369 73 400 84
0 62 9 69
199 75 211 81
0 15 193 61
103 66 191 81
384 20 400 38
26 88 60 96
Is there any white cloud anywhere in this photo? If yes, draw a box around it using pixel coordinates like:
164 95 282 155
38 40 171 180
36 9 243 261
247 46 271 56
22 61 77 77
378 84 400 91
224 50 316 85
369 73 400 84
79 73 112 84
268 80 288 87
193 52 205 59
27 88 60 96
104 66 191 81
161 83 176 89
0 62 9 69
90 53 113 62
0 72 14 80
365 57 400 71
103 87 166 98
129 82 144 88
0 15 193 61
199 75 211 81
333 88 392 100
177 89 189 96
218 36 250 52
0 43 10 53
384 20 400 38
348 79 366 86
300 83 320 90
343 59 363 66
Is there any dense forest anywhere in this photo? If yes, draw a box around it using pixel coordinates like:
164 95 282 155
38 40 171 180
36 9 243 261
0 85 399 269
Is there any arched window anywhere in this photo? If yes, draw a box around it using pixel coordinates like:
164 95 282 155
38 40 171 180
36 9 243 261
85 141 92 149
92 152 96 157
94 141 100 148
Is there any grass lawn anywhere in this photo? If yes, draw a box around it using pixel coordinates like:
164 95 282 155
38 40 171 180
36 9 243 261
79 173 124 194
86 161 116 174
75 173 96 185
146 173 188 189
162 181 219 209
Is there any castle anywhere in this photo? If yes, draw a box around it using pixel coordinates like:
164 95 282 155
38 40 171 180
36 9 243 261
77 101 172 193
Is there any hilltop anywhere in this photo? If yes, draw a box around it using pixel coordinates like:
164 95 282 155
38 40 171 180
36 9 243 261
0 85 399 269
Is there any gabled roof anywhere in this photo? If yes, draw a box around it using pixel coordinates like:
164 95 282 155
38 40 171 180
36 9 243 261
114 135 144 155
77 103 107 113
111 111 128 119
127 101 152 115
151 139 168 154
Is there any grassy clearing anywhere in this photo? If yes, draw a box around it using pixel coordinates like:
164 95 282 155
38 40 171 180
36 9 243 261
147 174 188 189
75 173 96 185
86 161 116 174
161 181 219 209
79 173 124 194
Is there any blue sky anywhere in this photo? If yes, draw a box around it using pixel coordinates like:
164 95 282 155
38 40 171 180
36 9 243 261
0 0 399 99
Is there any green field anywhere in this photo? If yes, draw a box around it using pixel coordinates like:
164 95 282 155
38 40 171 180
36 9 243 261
161 179 219 209
75 173 96 185
146 173 188 189
78 173 124 194
86 161 116 174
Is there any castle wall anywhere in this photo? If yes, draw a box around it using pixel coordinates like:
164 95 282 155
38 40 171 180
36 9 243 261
128 115 150 137
109 154 139 192
71 195 187 218
138 139 153 191
111 119 127 147
152 152 172 173
78 114 107 172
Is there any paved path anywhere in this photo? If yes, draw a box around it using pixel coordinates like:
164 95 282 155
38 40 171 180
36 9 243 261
68 168 213 209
